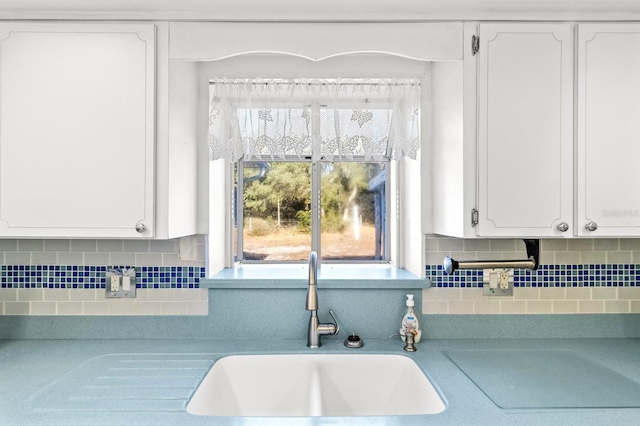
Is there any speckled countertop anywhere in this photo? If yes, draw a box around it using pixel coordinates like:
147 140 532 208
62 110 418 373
2 337 640 425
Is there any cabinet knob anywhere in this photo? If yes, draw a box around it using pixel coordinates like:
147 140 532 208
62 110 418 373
556 222 569 232
135 222 146 233
585 222 598 232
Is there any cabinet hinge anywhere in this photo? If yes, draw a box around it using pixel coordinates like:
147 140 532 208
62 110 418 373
471 209 479 227
471 35 479 56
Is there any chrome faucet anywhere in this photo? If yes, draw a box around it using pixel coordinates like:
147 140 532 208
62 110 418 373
306 251 339 348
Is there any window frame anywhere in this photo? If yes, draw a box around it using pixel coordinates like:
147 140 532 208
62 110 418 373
235 156 392 265
207 127 419 277
205 70 425 278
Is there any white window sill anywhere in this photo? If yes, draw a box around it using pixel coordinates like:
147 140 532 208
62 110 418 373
200 265 430 290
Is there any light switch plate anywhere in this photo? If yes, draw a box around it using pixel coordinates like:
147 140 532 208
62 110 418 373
483 268 513 296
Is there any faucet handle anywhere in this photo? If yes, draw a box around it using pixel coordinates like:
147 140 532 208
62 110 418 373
328 309 340 335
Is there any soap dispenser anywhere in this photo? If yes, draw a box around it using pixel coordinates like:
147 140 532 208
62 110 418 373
400 294 422 343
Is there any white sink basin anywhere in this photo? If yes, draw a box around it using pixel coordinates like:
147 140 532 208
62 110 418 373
187 354 445 417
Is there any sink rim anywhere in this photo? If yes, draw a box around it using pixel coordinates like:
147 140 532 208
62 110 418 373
187 352 446 417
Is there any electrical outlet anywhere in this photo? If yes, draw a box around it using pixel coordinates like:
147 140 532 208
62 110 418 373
110 276 120 292
499 271 510 289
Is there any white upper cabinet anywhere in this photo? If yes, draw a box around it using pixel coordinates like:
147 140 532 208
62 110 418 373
577 24 640 237
0 23 155 238
476 24 573 237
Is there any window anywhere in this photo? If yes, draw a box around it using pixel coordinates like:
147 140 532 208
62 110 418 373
236 158 388 263
208 78 421 269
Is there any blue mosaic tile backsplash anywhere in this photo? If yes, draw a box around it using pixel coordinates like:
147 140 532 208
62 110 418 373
426 264 639 288
0 266 206 289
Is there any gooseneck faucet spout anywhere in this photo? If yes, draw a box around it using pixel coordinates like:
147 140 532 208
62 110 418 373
306 251 339 348
306 251 318 312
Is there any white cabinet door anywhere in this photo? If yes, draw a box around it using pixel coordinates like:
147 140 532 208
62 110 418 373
577 24 640 237
0 23 155 238
476 24 573 237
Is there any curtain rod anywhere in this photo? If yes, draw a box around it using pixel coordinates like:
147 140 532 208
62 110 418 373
209 78 420 86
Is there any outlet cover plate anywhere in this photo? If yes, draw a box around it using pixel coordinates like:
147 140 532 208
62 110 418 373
105 271 137 298
482 268 513 296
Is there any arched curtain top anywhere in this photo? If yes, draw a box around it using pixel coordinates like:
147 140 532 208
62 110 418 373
208 78 421 162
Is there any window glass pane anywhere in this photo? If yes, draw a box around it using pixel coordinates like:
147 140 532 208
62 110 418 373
241 161 311 261
320 161 387 261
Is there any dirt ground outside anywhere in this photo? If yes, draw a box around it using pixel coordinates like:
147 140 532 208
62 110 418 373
243 224 379 261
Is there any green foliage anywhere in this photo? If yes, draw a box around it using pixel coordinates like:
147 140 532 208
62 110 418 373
296 210 311 233
321 162 381 227
244 162 310 220
242 161 382 234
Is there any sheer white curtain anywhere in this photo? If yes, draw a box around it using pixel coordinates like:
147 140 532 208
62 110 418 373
208 78 420 162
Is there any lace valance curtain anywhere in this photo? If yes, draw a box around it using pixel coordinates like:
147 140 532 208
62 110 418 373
208 78 421 162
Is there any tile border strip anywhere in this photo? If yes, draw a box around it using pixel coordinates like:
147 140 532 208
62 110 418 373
426 264 639 288
0 265 207 289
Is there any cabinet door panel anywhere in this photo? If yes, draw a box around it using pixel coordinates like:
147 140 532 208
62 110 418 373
477 24 573 237
0 24 155 237
577 24 640 236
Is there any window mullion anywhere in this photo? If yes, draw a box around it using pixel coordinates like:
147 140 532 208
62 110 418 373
311 102 322 259
311 161 321 259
